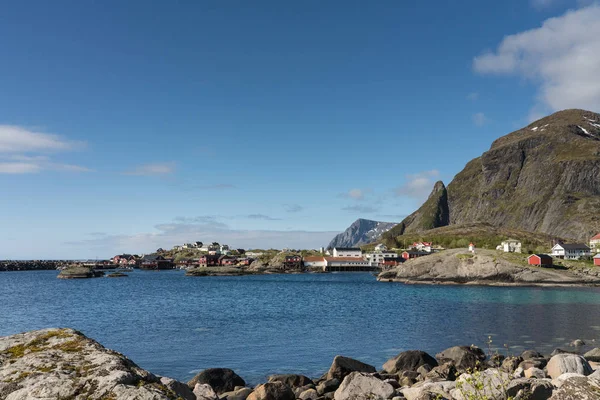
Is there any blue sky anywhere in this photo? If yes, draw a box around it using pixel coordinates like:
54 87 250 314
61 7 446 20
1 0 599 258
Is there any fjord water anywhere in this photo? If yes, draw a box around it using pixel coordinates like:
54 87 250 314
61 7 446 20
2 271 600 384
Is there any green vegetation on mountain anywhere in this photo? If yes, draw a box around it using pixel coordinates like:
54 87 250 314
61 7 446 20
383 109 600 247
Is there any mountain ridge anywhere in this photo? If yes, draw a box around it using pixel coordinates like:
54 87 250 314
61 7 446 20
383 109 600 243
328 218 397 248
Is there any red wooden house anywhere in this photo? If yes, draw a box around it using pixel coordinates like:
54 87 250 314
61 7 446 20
198 254 220 267
527 254 553 267
594 254 600 266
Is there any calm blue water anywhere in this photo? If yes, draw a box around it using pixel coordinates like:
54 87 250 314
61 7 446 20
2 270 600 384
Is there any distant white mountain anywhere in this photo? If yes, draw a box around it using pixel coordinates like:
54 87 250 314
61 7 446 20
327 219 397 249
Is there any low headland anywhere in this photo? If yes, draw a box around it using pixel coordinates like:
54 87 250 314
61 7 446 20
377 249 600 287
2 328 600 399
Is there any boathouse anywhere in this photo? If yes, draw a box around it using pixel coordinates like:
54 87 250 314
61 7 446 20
527 254 553 267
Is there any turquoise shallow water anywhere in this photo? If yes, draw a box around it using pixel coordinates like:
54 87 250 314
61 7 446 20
1 270 600 384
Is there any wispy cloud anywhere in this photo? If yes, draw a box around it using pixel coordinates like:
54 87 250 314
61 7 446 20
340 188 369 200
472 112 488 126
0 126 90 174
474 4 600 118
0 162 42 174
341 205 379 214
284 204 303 213
124 162 175 176
246 214 281 221
395 170 440 201
467 92 479 101
66 219 337 254
0 125 84 153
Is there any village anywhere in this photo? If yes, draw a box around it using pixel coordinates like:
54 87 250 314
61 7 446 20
98 231 600 272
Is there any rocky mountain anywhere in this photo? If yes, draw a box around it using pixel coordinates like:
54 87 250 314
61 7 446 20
328 219 397 248
384 109 600 243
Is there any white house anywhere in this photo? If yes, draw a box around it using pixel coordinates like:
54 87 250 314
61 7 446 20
590 233 600 253
551 243 591 259
497 239 522 253
374 244 388 252
411 242 432 252
303 256 326 268
332 247 362 258
364 250 399 266
325 257 371 268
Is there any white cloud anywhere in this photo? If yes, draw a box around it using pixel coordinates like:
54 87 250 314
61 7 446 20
0 162 42 174
65 219 338 255
472 112 488 126
0 153 91 174
473 5 600 116
395 170 440 201
0 125 83 153
124 162 175 176
0 126 90 173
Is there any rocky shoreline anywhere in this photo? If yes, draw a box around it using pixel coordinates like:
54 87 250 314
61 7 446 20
2 329 600 399
378 249 600 287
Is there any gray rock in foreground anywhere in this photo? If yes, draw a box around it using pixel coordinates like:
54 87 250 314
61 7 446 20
187 367 246 393
333 372 394 400
546 354 593 379
326 355 376 381
383 350 438 374
0 328 182 399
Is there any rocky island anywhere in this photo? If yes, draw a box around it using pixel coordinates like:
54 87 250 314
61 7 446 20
378 249 600 287
2 328 600 399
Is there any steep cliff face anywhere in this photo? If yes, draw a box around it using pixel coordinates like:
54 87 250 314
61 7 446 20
386 109 600 242
328 219 397 248
386 181 449 237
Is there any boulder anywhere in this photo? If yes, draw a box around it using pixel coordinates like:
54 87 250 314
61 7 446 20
435 346 486 372
292 385 315 398
519 357 548 370
316 378 340 395
187 368 246 394
0 328 179 400
382 350 438 374
506 378 553 400
268 374 313 388
451 369 511 400
501 356 523 373
570 339 585 347
524 367 546 379
221 387 253 400
298 388 319 400
584 347 600 362
246 382 295 400
193 383 220 400
425 362 457 381
549 375 600 399
513 367 525 379
160 377 196 400
401 381 455 400
521 350 544 360
551 373 585 388
326 355 376 381
551 348 574 356
546 354 593 379
333 372 394 400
